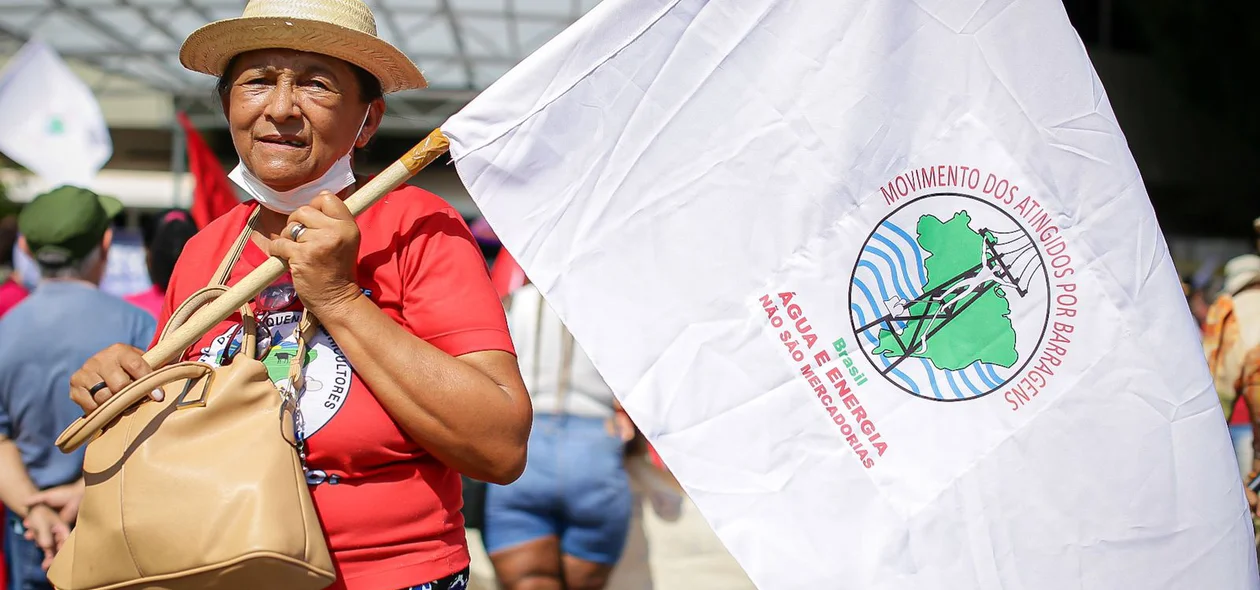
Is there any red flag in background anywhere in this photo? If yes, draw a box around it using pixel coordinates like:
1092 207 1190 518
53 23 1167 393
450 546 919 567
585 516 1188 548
470 216 528 299
177 112 238 228
489 248 527 299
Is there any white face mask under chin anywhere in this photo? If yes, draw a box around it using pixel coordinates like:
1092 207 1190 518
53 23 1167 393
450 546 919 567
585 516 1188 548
229 112 369 215
229 153 356 215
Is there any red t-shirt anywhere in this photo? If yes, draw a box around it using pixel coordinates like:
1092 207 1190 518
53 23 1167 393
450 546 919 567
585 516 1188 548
0 277 27 318
124 285 165 319
155 187 514 590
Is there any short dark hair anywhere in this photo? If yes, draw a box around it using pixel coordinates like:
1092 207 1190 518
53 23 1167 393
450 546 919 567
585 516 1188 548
215 55 384 104
0 216 16 267
146 210 198 291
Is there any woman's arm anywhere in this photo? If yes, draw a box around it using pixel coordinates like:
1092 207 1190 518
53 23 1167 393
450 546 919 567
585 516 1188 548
0 436 41 517
318 293 531 484
0 436 70 565
272 192 531 484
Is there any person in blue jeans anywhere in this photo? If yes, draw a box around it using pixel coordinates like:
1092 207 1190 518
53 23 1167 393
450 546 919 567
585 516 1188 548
486 282 636 590
0 187 156 589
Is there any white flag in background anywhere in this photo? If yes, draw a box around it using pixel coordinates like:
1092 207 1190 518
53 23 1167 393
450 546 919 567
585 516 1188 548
0 41 112 187
445 0 1258 588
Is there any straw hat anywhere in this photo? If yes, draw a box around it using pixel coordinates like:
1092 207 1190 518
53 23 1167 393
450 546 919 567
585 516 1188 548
179 0 427 94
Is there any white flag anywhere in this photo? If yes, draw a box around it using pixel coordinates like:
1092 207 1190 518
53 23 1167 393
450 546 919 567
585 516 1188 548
0 41 112 187
445 1 1259 588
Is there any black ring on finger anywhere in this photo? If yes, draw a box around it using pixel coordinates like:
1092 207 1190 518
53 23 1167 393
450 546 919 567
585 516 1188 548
88 381 109 396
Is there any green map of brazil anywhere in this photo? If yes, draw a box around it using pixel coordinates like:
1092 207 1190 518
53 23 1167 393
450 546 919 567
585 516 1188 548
873 212 1018 371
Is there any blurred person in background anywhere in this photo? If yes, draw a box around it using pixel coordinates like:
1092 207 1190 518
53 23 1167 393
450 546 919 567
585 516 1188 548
1186 265 1254 465
0 217 25 318
485 281 635 590
124 209 198 318
1205 254 1260 474
0 187 156 588
1204 220 1260 479
1204 252 1260 564
1202 218 1260 505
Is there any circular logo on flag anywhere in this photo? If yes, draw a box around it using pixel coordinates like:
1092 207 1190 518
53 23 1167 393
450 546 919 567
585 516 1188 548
848 193 1051 401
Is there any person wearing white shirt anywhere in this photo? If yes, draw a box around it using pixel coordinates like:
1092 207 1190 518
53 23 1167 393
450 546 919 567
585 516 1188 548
484 282 635 590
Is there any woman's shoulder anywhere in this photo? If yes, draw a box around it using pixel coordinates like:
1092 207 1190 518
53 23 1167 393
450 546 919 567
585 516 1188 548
366 184 465 226
360 185 477 259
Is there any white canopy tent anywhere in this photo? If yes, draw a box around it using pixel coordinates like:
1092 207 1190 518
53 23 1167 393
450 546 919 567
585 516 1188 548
0 0 601 209
0 0 602 130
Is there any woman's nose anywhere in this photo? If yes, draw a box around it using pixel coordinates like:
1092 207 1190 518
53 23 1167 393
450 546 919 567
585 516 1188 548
264 79 300 122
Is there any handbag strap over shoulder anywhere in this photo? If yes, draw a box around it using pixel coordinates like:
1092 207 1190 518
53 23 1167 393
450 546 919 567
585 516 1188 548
157 208 263 364
212 207 261 288
159 286 261 365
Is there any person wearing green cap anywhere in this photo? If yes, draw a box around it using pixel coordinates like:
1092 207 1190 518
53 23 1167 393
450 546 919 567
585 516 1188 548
15 186 123 274
0 185 155 587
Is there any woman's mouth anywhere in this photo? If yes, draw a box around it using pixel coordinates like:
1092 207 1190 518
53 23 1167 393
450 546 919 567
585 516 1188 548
259 136 308 149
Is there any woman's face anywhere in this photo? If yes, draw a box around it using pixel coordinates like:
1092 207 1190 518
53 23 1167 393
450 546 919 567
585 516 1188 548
222 49 382 191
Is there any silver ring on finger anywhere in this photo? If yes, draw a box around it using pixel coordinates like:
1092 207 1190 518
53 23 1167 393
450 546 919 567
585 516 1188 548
290 223 307 242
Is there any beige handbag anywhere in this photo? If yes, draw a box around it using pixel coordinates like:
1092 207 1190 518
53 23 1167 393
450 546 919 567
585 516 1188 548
47 217 335 590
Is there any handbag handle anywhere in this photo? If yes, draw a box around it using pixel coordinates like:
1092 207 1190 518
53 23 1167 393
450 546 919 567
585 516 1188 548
55 363 215 453
161 287 231 343
56 292 259 454
159 286 261 360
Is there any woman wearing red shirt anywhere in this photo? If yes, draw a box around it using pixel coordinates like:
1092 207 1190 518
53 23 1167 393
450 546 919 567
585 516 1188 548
65 0 533 588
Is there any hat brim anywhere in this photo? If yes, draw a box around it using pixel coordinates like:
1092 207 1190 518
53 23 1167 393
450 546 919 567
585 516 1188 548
98 194 123 220
179 17 428 94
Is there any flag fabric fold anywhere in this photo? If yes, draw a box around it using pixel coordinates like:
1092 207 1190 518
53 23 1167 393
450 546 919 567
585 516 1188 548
445 1 1258 588
0 41 111 187
177 112 239 228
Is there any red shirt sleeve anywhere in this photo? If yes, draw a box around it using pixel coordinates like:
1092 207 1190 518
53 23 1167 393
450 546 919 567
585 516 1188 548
400 204 515 357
